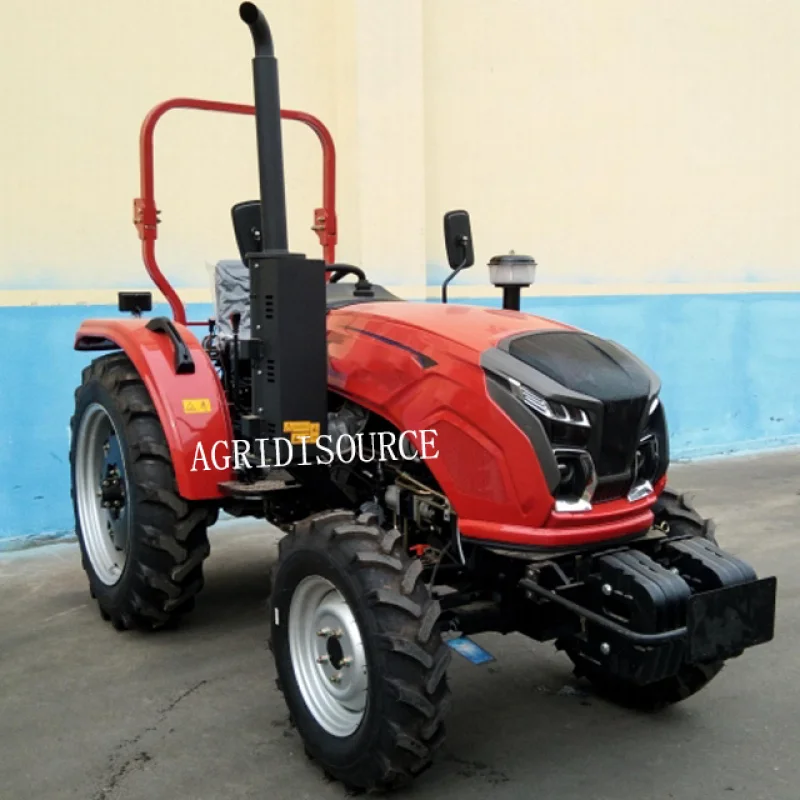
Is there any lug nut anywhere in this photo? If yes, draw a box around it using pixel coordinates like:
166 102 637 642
317 628 332 637
600 642 611 655
340 657 353 667
329 673 342 684
316 655 329 664
602 583 612 596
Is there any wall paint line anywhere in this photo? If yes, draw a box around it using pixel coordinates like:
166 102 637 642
2 282 800 307
427 283 800 299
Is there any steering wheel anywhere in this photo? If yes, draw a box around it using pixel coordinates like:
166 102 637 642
327 264 368 284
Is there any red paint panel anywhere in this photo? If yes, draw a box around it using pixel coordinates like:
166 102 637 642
332 301 574 353
458 509 656 548
75 318 233 500
328 305 668 549
327 308 554 530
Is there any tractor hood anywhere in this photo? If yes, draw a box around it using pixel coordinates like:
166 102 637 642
329 298 668 507
332 301 574 353
333 300 658 402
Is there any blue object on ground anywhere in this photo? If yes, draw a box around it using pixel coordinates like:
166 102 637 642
446 636 496 665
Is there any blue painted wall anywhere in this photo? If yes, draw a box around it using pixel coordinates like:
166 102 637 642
1 293 799 547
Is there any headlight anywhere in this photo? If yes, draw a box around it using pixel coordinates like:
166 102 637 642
507 378 590 428
631 393 666 492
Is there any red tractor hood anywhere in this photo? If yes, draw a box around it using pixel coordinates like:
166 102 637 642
325 298 662 549
330 300 574 356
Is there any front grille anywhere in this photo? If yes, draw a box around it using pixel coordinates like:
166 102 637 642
593 477 631 503
597 396 648 477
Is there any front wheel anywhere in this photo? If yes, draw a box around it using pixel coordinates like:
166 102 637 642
269 510 452 792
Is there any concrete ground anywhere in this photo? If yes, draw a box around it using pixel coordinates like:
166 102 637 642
1 450 798 800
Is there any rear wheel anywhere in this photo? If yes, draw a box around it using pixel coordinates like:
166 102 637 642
269 510 452 792
70 353 211 631
563 487 724 711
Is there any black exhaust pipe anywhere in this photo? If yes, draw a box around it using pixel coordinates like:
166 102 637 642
239 2 288 254
236 3 328 460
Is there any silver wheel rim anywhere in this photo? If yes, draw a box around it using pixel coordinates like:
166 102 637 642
288 575 369 737
75 403 131 586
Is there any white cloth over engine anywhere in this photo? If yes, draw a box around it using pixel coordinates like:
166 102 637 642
214 259 251 341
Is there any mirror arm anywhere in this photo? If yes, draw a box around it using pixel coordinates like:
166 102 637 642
441 256 468 304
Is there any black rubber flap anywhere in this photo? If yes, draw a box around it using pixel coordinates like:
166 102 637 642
686 576 777 663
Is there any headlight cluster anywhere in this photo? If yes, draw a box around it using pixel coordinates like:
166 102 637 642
507 378 590 428
506 374 665 509
632 396 666 492
490 368 666 510
502 375 597 509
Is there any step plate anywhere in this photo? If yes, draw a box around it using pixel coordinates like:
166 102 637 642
218 478 298 496
686 576 777 663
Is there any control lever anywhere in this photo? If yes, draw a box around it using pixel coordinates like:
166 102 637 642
230 312 242 409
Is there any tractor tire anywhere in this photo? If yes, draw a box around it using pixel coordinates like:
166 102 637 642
70 352 211 631
269 510 452 792
652 486 719 544
564 486 724 711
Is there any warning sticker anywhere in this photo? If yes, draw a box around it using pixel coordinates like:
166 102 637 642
283 420 321 445
182 398 212 414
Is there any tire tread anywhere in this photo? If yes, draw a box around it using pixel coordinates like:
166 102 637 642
269 511 452 792
70 353 210 632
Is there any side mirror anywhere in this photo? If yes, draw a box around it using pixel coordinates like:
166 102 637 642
443 210 474 270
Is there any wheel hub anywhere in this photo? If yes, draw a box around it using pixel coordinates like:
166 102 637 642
288 575 368 737
100 467 125 511
98 436 128 551
75 403 131 586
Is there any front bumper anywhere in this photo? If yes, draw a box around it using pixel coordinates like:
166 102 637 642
519 534 777 684
460 475 666 549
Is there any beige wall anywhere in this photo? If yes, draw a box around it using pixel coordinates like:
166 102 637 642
0 0 340 294
425 0 800 288
2 0 799 301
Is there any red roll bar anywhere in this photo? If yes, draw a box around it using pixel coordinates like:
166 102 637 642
133 97 337 325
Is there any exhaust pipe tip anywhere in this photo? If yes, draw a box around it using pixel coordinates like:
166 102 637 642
239 2 274 57
238 2 258 24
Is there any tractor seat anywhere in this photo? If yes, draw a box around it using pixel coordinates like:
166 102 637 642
227 199 404 322
213 258 403 340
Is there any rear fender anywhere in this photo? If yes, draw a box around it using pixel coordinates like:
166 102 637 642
75 318 233 500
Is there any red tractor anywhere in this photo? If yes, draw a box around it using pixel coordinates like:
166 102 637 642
69 3 777 792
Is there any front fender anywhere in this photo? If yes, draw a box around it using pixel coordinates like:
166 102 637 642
75 318 233 500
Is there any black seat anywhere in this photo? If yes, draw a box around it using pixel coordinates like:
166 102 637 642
230 200 404 310
231 200 263 260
